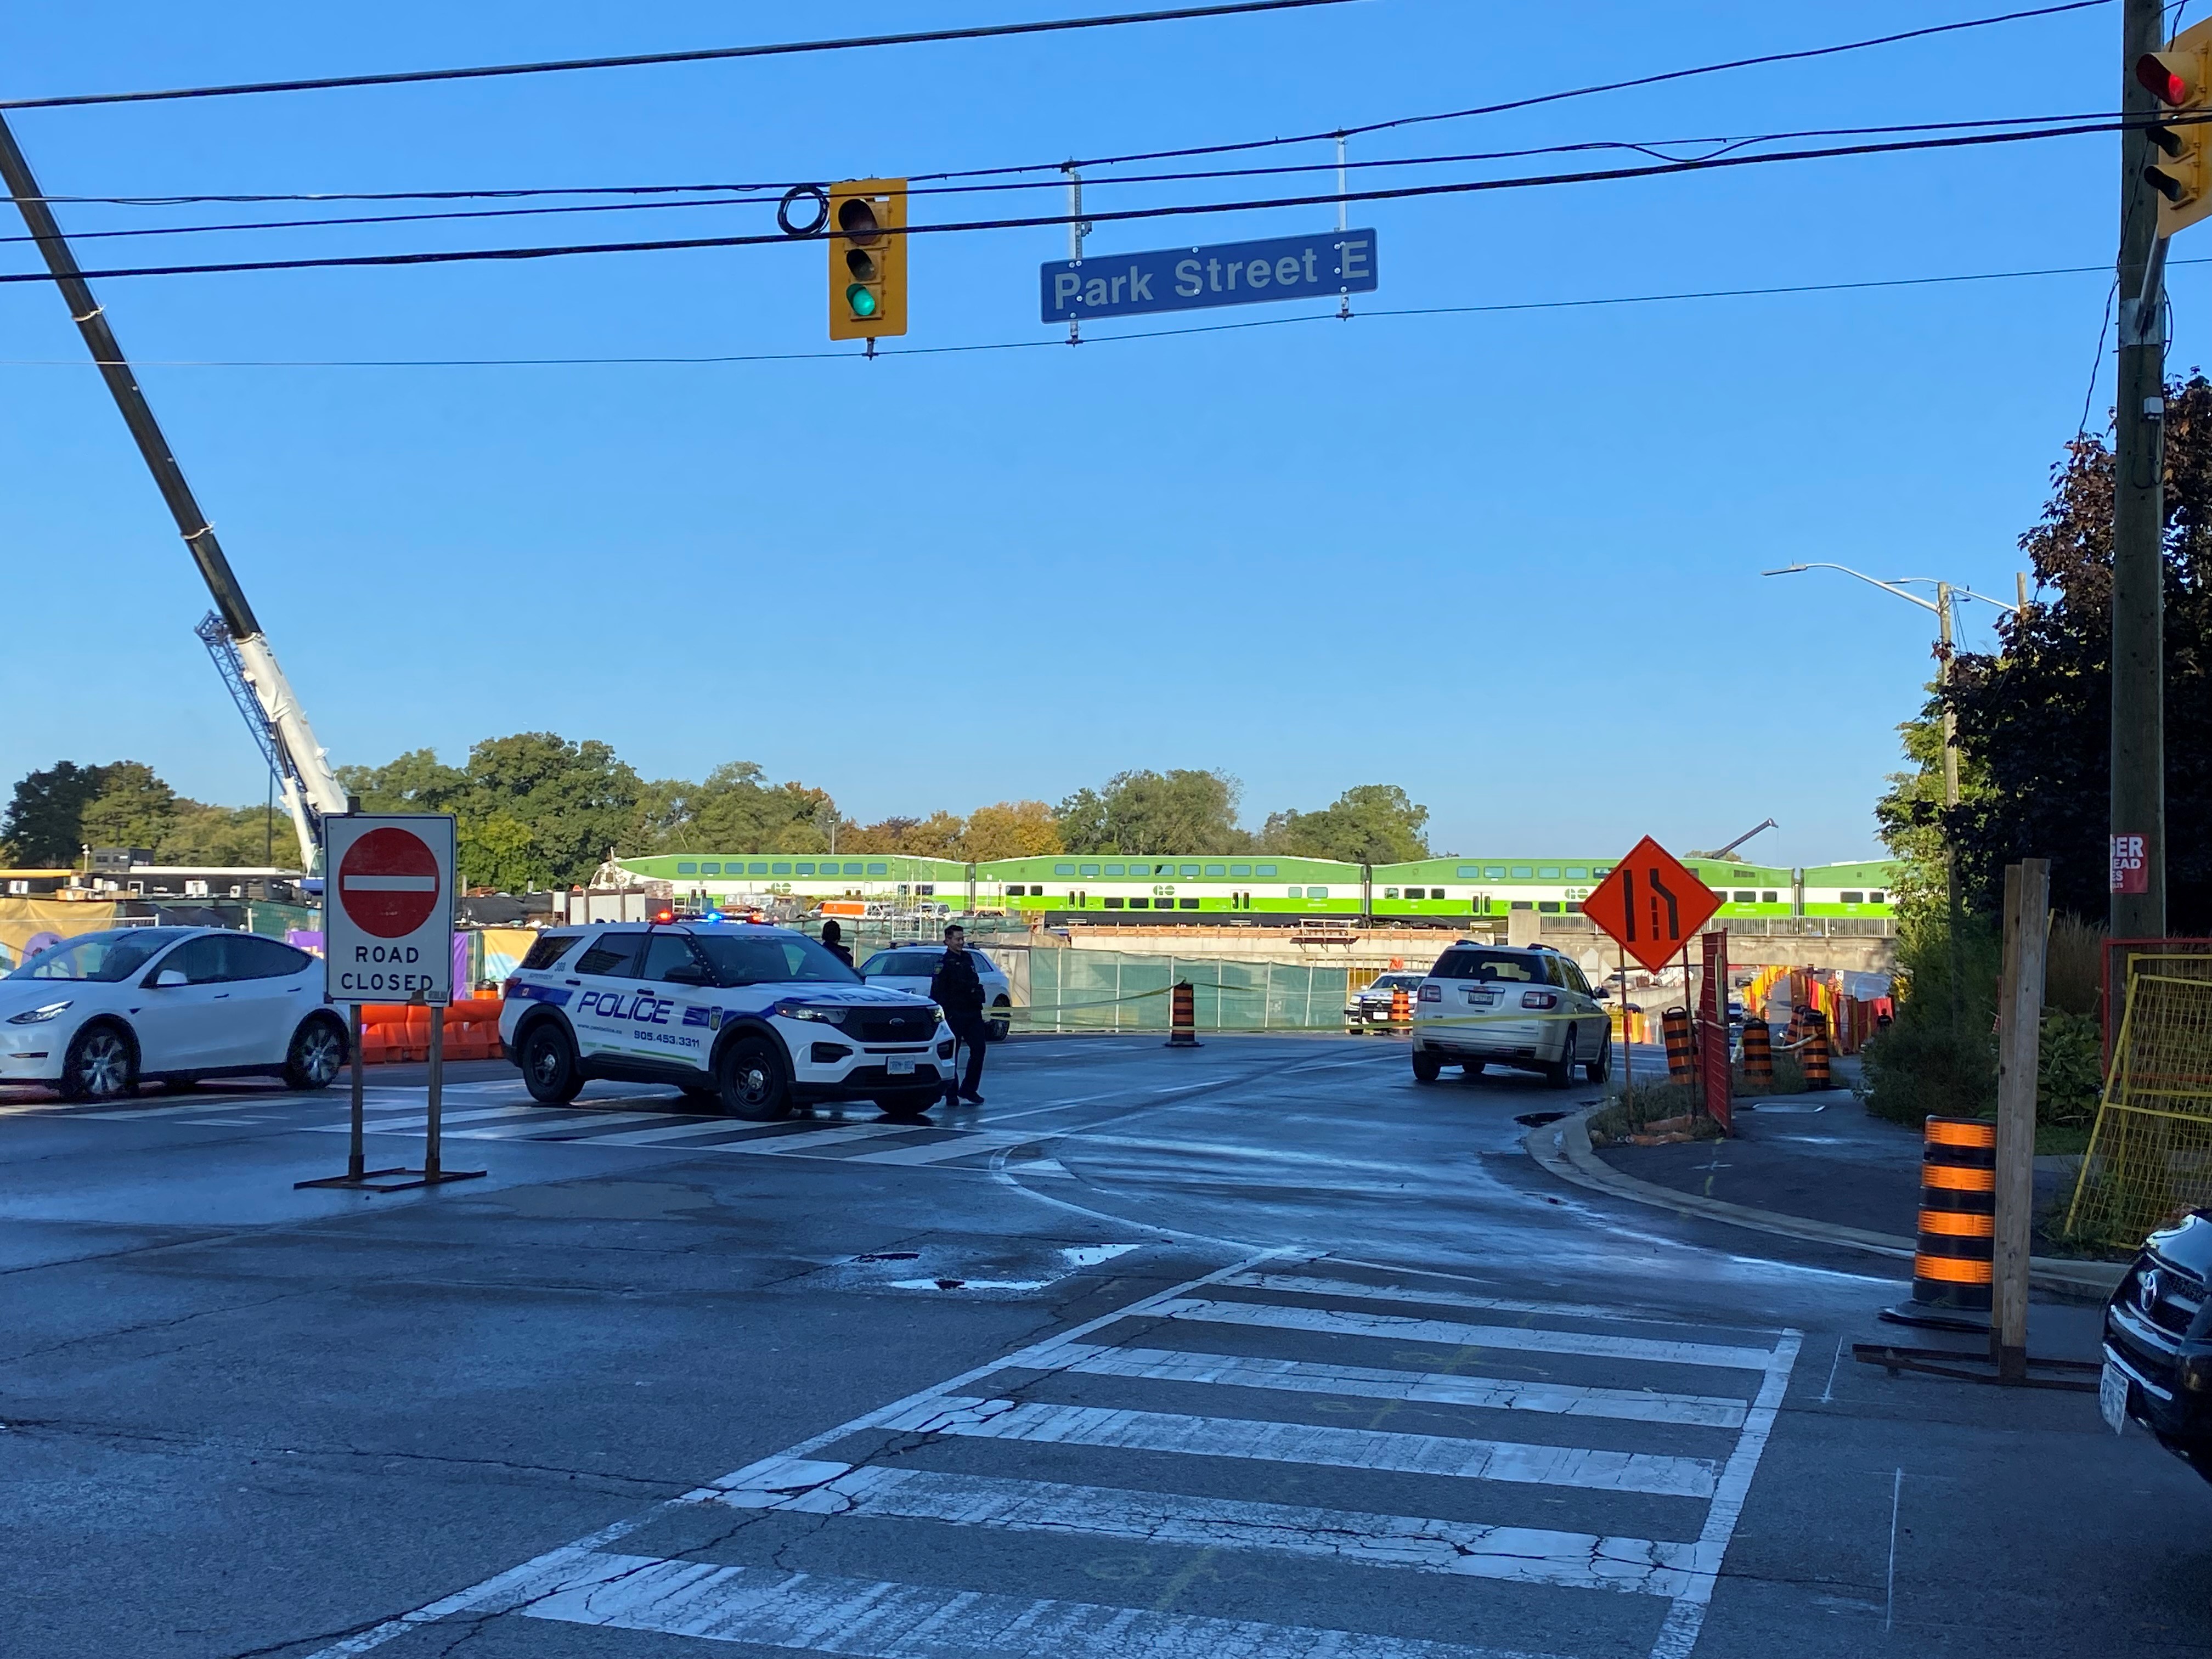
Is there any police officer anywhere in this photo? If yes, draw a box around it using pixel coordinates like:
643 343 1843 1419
929 923 989 1105
819 918 854 970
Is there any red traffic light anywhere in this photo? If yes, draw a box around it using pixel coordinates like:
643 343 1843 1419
2140 52 2194 107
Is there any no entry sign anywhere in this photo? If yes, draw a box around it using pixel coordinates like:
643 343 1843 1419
323 814 456 1005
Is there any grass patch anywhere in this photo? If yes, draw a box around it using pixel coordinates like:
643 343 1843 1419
1588 1080 1725 1147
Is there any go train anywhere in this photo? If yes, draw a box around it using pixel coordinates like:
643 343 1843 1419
614 850 1900 929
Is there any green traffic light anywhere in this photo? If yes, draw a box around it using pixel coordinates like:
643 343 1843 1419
846 284 879 319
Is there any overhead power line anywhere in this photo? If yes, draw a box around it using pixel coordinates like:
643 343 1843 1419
0 0 1359 112
0 115 2140 287
0 256 2185 370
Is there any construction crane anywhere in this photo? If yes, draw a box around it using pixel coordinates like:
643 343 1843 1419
1689 819 1779 862
0 114 346 872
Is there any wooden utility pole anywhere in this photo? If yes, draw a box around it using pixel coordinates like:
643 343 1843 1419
2114 0 2169 937
1993 859 2051 1384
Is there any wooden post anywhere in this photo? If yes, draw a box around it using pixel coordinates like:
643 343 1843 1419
1993 858 2050 1381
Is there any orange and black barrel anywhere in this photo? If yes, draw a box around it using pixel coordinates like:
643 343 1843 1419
1165 979 1201 1048
1884 1116 1996 1330
1802 1009 1833 1089
1390 985 1411 1029
1662 1006 1695 1081
1741 1019 1774 1090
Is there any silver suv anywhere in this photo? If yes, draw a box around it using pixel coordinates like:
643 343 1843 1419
500 922 952 1121
1410 942 1611 1088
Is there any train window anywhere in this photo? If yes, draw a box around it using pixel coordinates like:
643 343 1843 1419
1566 901 1583 914
1510 901 1534 911
745 861 767 875
1485 866 1506 879
1286 887 1302 899
1538 867 1560 879
677 862 698 876
1762 890 1778 903
1128 897 1148 909
1255 864 1277 877
1593 866 1612 877
1384 887 1400 900
1870 890 1887 904
1566 867 1588 879
1177 898 1199 909
1538 901 1561 913
866 863 888 876
1511 866 1533 879
1104 864 1125 876
1734 891 1754 903
1054 864 1076 876
1080 864 1100 877
1180 864 1201 878
1456 865 1481 878
699 862 721 876
1104 897 1124 908
1231 864 1251 877
841 862 862 876
1842 891 1865 904
772 862 792 876
1308 887 1329 900
1205 864 1226 877
1400 888 1420 900
795 862 815 876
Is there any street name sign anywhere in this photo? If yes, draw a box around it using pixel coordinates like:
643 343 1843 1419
1581 836 1722 974
1040 228 1378 324
324 814 456 1005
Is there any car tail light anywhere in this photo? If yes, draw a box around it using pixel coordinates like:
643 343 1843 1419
1521 990 1559 1009
1418 985 1442 1002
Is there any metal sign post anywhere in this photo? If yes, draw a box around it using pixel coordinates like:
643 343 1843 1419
297 813 483 1193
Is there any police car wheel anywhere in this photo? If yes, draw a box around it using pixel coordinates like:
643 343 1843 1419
716 1035 791 1121
520 1023 585 1104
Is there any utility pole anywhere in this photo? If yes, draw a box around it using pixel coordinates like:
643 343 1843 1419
1937 583 1966 1029
2114 0 2169 937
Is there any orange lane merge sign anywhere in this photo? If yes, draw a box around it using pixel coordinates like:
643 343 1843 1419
1581 836 1723 973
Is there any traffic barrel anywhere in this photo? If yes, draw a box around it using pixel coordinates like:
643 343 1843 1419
1885 1116 1996 1331
1741 1019 1773 1090
1390 985 1411 1029
1662 1006 1695 1081
1802 1009 1833 1090
1165 980 1201 1048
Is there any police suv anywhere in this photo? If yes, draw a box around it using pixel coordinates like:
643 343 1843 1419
500 922 953 1121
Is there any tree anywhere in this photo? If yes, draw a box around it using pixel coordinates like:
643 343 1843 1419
1929 374 2212 930
676 762 836 854
960 800 1062 861
337 748 467 813
2 760 110 865
1262 784 1431 864
78 761 178 851
459 812 539 892
1055 770 1249 853
159 802 283 867
462 732 644 888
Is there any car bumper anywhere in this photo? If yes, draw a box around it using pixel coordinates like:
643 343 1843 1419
1412 1016 1562 1062
0 1025 68 1082
786 1024 956 1099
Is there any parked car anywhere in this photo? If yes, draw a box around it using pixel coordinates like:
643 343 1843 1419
859 945 1015 1041
0 926 347 1101
1345 972 1426 1031
2102 1209 2212 1480
1410 942 1611 1088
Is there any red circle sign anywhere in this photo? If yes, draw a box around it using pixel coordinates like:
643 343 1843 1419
338 827 441 939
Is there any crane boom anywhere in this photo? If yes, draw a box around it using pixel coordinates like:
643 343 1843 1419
0 110 348 862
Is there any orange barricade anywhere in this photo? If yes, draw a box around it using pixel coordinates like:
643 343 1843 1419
354 995 505 1065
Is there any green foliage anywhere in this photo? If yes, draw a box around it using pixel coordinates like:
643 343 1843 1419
336 748 466 812
678 762 836 855
2 760 111 865
157 803 281 867
459 732 643 888
1262 784 1431 864
1056 769 1250 855
2038 1009 2103 1128
1861 909 2001 1126
78 761 179 851
459 812 539 894
2044 912 2104 1018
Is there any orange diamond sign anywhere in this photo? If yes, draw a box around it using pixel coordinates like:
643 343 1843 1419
1581 836 1722 973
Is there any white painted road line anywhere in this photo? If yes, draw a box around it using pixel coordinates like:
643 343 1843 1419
1037 1342 1750 1429
304 1104 549 1133
879 1395 1720 1498
1221 1272 1780 1338
1157 1298 1781 1373
448 1110 690 1141
516 1550 1574 1659
845 1132 1037 1166
711 1460 1708 1596
582 1118 766 1147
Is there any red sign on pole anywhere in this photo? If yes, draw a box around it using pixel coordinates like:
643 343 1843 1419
1700 929 1733 1135
2111 833 2149 894
338 827 443 938
1581 837 1723 974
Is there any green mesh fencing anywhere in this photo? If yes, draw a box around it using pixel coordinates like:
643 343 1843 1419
1024 950 1351 1033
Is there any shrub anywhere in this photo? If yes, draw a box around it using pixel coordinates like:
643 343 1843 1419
2038 1009 2103 1127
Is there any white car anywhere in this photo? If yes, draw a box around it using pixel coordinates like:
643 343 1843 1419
501 922 953 1121
1410 941 1612 1088
858 945 1014 1041
0 926 347 1101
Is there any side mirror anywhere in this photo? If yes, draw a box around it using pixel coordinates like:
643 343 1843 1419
153 969 188 988
663 962 711 986
1593 986 1612 1000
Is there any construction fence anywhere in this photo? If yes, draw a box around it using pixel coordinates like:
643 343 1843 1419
1023 950 1352 1034
2066 972 2212 1246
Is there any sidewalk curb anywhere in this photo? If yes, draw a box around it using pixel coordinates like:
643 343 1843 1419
1522 1105 2126 1300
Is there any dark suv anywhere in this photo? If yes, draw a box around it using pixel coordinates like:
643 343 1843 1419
2103 1209 2212 1480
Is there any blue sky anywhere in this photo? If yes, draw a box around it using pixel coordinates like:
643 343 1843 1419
0 2 2148 864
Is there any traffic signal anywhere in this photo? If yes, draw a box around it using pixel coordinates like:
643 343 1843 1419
827 178 907 342
2138 19 2212 236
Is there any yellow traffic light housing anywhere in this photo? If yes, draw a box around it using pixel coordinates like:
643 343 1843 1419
828 178 907 341
2138 19 2212 236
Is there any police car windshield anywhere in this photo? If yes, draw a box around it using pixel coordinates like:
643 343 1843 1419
1430 950 1549 984
691 933 861 987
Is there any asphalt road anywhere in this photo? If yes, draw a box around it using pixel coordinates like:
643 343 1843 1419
0 1033 2200 1659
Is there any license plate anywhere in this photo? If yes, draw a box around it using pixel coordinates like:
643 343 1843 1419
2101 1359 2130 1435
887 1057 917 1076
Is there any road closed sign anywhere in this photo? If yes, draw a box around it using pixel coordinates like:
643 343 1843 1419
324 814 456 1005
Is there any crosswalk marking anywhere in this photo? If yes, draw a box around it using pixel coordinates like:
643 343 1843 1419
710 1460 1709 1595
1219 1272 1771 1334
516 1551 1575 1659
1157 1297 1779 1373
877 1395 1720 1497
844 1131 1034 1165
579 1118 777 1146
445 1110 685 1140
1037 1341 1750 1428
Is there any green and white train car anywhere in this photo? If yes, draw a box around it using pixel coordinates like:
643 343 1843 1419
617 850 1900 928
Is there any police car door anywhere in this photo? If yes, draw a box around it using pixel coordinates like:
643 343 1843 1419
569 929 645 1059
634 932 714 1073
